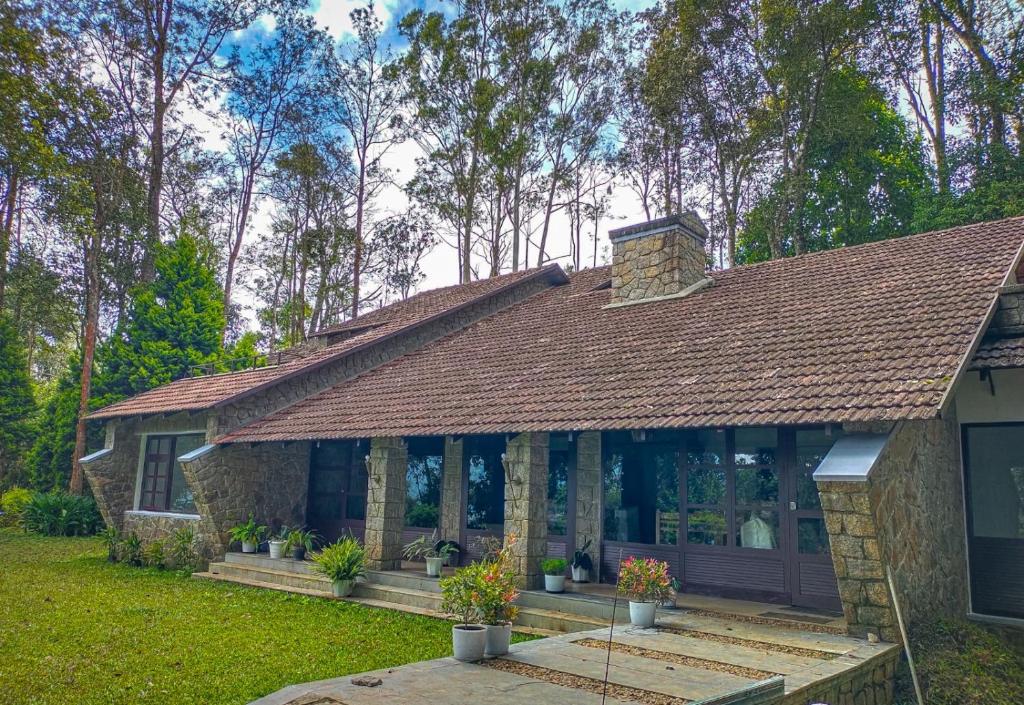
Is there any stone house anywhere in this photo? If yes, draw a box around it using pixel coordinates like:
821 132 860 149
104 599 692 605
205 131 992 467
82 214 1024 641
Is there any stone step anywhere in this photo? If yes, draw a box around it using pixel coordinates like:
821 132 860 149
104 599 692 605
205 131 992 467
223 551 319 576
194 571 332 598
352 582 444 612
513 606 610 634
364 569 444 593
208 561 332 592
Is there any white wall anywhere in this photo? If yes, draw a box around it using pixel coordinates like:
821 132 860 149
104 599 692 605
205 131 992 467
955 368 1024 423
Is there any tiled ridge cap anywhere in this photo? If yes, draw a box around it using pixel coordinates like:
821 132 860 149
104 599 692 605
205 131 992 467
208 264 569 411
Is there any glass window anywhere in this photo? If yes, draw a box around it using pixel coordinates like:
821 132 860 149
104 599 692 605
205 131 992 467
735 427 777 466
138 434 202 514
548 435 570 536
687 508 727 546
466 436 504 532
602 434 678 545
683 429 727 546
734 428 780 550
797 517 830 555
967 426 1024 540
406 437 444 529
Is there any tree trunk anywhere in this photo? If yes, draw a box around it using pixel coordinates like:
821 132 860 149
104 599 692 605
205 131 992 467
142 37 167 282
352 157 366 318
0 169 17 309
71 226 101 496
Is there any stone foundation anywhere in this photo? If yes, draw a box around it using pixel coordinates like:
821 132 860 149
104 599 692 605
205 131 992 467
574 432 602 580
782 647 900 705
180 440 311 556
365 437 408 570
504 432 549 589
820 417 969 641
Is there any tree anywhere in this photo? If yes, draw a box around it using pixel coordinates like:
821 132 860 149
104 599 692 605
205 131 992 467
739 69 930 261
329 3 405 317
219 11 329 336
83 0 294 279
25 359 86 493
0 313 34 488
97 228 226 400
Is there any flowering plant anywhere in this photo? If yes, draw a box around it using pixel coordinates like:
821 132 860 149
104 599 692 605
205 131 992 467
474 535 520 625
616 556 672 603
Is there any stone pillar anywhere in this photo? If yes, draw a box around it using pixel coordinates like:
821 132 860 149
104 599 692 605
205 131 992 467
504 432 549 590
364 437 408 571
574 432 602 581
440 436 464 545
818 480 898 642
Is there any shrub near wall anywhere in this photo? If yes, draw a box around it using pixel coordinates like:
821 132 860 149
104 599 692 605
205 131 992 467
0 487 32 526
21 492 102 536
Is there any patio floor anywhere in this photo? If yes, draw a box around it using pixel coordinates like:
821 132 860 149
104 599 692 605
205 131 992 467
249 610 898 705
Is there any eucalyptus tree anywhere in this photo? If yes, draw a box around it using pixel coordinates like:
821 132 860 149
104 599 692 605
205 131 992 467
219 11 330 337
81 0 299 280
328 3 406 317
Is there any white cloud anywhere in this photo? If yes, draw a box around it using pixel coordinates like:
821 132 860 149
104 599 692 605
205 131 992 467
310 0 393 40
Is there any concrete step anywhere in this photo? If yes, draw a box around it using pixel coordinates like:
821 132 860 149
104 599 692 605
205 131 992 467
208 561 333 592
516 589 632 622
223 551 319 576
364 569 444 593
514 606 610 633
352 582 444 612
194 571 332 598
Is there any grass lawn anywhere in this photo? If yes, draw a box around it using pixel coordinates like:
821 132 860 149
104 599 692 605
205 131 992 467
0 529 531 705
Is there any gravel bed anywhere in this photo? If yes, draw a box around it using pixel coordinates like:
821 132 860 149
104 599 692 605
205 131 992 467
485 658 689 705
657 627 839 661
682 608 846 635
573 638 778 681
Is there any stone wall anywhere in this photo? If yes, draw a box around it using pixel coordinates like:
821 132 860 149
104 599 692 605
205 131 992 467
83 413 211 533
609 214 708 304
992 283 1024 333
781 647 900 705
364 437 408 570
819 417 969 641
504 432 549 589
440 436 464 547
122 511 205 554
214 274 559 436
574 432 602 580
180 441 311 555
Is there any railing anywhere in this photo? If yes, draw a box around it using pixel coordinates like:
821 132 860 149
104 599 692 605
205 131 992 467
187 352 284 378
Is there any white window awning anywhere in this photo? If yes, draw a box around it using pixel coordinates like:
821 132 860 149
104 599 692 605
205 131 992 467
812 432 891 483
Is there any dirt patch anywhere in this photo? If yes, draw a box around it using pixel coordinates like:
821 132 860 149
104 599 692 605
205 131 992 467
684 608 845 635
485 658 689 705
573 638 778 680
658 626 839 661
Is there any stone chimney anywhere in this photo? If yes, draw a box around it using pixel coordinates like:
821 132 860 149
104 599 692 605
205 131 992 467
609 212 709 304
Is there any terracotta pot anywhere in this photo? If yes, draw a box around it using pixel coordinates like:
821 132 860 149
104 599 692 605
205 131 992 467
452 624 486 662
629 600 657 628
484 623 512 656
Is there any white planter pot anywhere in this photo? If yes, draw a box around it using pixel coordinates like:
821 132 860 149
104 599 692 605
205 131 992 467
484 623 512 656
268 540 287 559
544 574 566 593
332 579 354 598
571 565 590 583
241 541 257 554
452 625 487 662
629 601 657 628
425 556 444 577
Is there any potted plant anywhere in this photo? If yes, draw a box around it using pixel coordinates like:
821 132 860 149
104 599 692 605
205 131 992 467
617 556 672 628
312 537 366 597
403 531 460 577
268 527 288 559
571 538 593 583
229 514 266 553
541 557 567 593
440 563 486 661
476 536 520 656
662 577 682 609
285 528 318 561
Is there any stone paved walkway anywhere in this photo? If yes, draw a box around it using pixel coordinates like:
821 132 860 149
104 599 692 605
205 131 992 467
250 611 900 705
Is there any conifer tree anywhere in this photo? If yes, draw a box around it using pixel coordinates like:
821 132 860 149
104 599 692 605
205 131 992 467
0 313 35 488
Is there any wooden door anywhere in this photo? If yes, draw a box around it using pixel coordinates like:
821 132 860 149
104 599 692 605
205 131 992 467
306 440 368 542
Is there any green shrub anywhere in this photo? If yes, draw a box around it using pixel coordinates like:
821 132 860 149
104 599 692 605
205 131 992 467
121 532 143 566
142 540 166 569
0 487 32 526
901 619 1024 705
99 525 121 562
311 537 366 583
169 526 200 572
21 492 102 536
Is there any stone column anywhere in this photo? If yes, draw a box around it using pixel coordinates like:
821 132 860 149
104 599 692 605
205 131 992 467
503 432 549 590
818 480 898 642
440 436 464 545
364 437 408 571
574 432 603 581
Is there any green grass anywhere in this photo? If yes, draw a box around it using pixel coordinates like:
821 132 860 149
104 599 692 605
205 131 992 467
0 530 532 705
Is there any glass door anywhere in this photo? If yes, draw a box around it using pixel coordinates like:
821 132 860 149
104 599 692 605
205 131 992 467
788 428 842 610
963 423 1024 620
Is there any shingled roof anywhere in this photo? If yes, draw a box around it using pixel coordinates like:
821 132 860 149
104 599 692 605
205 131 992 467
88 266 558 420
218 217 1024 442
